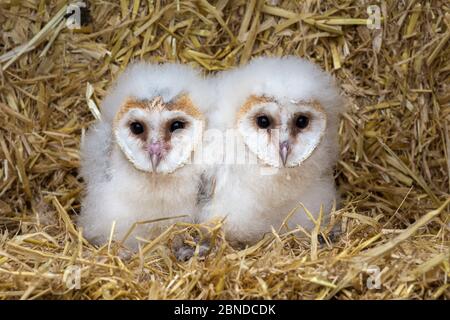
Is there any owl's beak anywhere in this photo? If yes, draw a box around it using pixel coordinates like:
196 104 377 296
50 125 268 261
148 141 163 171
279 141 290 167
150 154 161 171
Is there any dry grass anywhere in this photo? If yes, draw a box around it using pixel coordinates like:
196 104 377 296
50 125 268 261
0 0 449 300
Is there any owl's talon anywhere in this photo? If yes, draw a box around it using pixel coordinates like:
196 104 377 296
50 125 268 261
174 243 210 261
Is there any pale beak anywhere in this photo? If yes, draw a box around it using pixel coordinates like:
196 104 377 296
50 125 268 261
150 153 161 171
148 141 163 171
279 141 290 167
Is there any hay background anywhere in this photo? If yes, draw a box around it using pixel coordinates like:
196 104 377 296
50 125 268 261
0 0 449 299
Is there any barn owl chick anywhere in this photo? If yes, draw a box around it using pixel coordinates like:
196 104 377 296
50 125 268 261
78 62 206 250
200 56 345 245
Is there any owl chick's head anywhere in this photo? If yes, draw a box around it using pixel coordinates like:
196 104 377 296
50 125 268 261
237 95 327 168
113 95 203 173
102 62 205 174
216 56 345 169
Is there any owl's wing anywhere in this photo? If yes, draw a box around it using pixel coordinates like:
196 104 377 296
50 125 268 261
196 170 216 207
79 121 113 186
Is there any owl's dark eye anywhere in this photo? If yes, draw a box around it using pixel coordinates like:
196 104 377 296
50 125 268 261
169 120 185 132
130 121 145 135
256 115 271 129
295 115 310 129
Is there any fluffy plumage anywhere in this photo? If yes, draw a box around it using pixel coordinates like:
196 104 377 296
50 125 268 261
200 56 345 245
78 62 207 250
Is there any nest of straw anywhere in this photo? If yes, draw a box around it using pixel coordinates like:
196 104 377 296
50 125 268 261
0 0 449 300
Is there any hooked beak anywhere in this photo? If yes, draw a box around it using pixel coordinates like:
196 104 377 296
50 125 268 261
279 141 290 167
150 154 161 171
148 141 163 171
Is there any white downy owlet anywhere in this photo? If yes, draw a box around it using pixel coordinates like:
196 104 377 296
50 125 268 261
200 56 345 245
78 62 207 250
